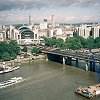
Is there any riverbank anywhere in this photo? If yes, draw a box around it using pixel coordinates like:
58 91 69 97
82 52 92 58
0 54 47 67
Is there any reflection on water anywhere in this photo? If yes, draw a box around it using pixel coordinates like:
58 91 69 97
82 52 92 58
0 60 99 100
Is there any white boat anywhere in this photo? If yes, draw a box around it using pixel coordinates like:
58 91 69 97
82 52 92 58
0 65 20 74
0 77 23 89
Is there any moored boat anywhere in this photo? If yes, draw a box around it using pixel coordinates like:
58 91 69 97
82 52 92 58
0 63 19 74
75 84 100 99
0 77 23 89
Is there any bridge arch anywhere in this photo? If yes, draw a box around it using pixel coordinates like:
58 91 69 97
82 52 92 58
18 26 30 31
19 29 34 39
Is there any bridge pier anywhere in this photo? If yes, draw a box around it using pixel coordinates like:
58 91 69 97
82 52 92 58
92 61 95 72
63 57 65 65
67 57 72 65
90 61 95 72
85 63 88 71
90 61 93 71
76 58 78 66
85 60 88 71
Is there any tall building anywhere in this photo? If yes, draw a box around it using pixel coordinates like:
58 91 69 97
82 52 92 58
76 24 91 39
91 26 100 39
40 19 47 30
29 13 31 25
51 15 55 29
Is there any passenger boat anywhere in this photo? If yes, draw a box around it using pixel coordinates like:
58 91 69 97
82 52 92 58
0 77 23 89
75 84 100 99
0 63 19 74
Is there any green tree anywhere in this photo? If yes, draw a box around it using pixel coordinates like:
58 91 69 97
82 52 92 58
85 36 94 49
0 41 8 53
94 37 100 48
65 37 82 50
23 46 28 52
0 40 20 61
51 37 57 46
56 38 64 48
61 42 68 49
75 36 87 48
31 47 40 55
8 40 20 55
1 52 11 61
10 52 17 60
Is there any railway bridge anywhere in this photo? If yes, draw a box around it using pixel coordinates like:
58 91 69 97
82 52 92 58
42 49 100 72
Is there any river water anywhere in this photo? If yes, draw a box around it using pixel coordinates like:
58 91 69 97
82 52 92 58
0 60 99 100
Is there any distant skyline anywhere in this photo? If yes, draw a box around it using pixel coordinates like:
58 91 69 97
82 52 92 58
0 0 100 24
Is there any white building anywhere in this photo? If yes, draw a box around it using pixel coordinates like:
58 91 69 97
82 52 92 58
75 23 100 39
0 25 6 41
56 28 63 35
0 31 4 41
76 24 91 39
91 26 100 39
40 19 47 30
5 25 45 45
64 31 73 38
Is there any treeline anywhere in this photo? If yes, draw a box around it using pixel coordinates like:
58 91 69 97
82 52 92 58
0 40 20 61
42 36 100 50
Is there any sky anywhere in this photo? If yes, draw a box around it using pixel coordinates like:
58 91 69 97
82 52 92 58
0 0 100 24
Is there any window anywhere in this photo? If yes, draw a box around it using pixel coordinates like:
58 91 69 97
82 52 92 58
35 34 37 39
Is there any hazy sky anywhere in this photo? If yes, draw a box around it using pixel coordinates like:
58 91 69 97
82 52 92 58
0 0 100 24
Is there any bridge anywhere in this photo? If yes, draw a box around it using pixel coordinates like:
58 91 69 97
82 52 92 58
42 49 100 72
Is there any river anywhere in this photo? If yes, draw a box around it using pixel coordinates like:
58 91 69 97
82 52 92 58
0 60 99 100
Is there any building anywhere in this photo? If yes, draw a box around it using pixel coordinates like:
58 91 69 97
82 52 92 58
75 23 100 39
91 25 100 39
75 24 91 39
5 25 45 45
0 25 6 41
40 19 47 30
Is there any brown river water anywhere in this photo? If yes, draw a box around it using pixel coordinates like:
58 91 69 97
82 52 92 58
0 60 99 100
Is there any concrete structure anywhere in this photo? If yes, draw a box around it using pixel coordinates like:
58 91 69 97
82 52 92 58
40 19 47 30
75 23 100 39
51 15 55 29
91 25 100 39
43 49 99 72
0 29 5 41
0 25 6 41
29 14 31 25
76 24 91 39
4 25 45 45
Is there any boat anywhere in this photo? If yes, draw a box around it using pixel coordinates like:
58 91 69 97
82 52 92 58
0 77 23 89
75 84 100 99
0 63 19 74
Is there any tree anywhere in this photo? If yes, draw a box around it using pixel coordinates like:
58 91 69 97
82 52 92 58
65 37 82 50
85 36 94 49
56 38 64 48
0 40 20 61
23 46 28 52
0 41 8 53
51 37 57 46
31 47 40 55
10 52 17 60
8 40 20 55
1 52 11 61
94 37 100 48
75 36 87 48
